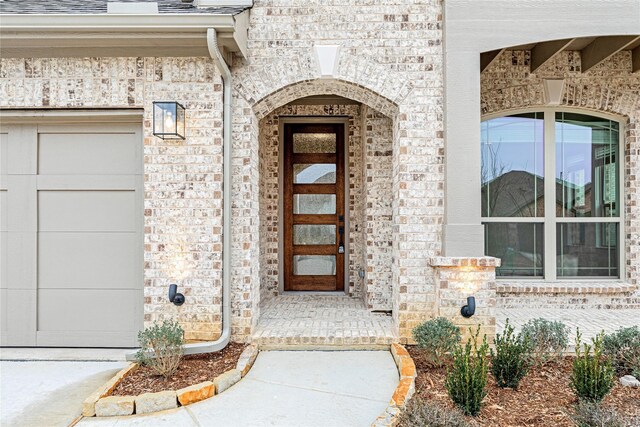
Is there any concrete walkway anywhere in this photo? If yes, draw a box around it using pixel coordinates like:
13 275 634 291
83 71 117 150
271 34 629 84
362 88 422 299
77 350 398 427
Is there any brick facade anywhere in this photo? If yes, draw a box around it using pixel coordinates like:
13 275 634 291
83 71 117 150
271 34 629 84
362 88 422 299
4 2 636 347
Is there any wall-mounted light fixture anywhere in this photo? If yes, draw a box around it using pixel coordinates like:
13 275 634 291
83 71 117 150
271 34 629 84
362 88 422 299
153 101 186 140
461 296 476 318
168 284 185 306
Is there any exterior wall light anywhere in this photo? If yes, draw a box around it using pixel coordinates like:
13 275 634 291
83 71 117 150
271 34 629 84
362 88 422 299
153 101 186 140
168 284 185 306
461 296 476 318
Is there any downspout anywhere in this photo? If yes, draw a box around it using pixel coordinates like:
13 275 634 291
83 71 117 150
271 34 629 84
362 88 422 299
126 28 232 360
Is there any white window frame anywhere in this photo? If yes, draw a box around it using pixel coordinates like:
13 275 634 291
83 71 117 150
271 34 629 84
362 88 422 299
481 107 626 281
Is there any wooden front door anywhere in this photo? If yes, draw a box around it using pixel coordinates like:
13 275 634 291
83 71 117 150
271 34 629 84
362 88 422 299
283 123 345 291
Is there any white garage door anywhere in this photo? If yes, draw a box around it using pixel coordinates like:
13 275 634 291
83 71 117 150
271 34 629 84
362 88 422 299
0 118 143 347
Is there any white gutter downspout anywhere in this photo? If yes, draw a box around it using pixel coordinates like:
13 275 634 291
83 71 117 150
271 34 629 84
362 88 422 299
126 28 232 360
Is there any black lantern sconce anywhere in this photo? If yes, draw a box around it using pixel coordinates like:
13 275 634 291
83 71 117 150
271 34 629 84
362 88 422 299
153 101 186 140
461 296 476 318
168 284 185 306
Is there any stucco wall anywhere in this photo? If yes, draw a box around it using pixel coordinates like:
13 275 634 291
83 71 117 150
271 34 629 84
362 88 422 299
0 56 225 341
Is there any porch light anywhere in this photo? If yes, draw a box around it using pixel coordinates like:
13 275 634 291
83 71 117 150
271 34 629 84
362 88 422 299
461 296 476 318
153 101 186 140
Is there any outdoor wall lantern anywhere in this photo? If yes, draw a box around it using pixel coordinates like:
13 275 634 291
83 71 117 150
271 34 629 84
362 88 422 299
168 284 185 306
153 101 186 140
461 296 476 318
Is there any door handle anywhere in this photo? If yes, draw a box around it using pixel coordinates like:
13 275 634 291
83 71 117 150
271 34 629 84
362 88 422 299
338 225 345 254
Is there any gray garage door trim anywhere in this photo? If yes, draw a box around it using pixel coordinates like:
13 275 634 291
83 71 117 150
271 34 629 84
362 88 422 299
1 111 144 347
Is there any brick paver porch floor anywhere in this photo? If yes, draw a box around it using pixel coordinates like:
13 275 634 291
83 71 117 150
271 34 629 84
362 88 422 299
253 295 396 349
497 308 639 348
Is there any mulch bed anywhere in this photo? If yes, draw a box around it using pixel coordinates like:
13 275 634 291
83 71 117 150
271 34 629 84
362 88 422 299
111 342 247 396
408 346 640 427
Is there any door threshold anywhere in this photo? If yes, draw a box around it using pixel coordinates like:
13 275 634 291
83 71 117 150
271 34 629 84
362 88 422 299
280 291 348 296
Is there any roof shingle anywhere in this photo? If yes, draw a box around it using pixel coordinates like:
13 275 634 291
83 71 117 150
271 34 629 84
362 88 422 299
0 0 246 15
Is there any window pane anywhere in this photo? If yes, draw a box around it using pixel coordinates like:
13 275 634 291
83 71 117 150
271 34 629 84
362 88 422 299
293 164 336 184
485 222 544 277
293 255 336 275
293 133 336 153
293 194 336 214
557 223 618 277
556 112 619 218
293 225 336 245
481 113 544 217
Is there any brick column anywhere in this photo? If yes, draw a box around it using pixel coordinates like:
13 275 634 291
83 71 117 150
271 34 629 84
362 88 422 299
430 257 500 341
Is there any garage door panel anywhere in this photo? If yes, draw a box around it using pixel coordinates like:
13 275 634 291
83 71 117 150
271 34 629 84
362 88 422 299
0 132 7 175
0 190 7 231
38 132 138 175
38 289 140 332
0 288 6 345
39 190 136 232
38 232 138 289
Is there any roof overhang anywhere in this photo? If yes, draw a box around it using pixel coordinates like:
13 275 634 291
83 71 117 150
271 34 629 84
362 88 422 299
0 11 249 62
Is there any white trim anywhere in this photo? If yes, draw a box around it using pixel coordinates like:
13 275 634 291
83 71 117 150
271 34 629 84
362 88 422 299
196 0 253 7
482 107 626 281
0 14 237 30
277 117 351 295
0 109 143 124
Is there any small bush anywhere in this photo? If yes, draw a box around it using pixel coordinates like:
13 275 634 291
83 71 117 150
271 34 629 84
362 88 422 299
602 326 640 377
412 317 462 367
135 320 184 379
491 318 532 389
571 329 615 403
521 318 569 365
398 397 470 427
445 325 490 416
571 401 626 427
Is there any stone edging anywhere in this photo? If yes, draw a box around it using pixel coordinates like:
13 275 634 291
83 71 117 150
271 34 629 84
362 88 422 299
82 344 259 418
372 343 416 426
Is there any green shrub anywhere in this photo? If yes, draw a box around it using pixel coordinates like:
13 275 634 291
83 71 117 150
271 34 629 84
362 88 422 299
412 317 462 368
521 318 569 365
602 326 640 377
570 329 615 403
397 397 470 427
135 320 184 379
445 326 490 416
490 318 532 389
570 401 626 427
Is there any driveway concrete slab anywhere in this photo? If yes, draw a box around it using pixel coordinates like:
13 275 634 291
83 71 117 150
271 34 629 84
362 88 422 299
0 348 128 362
1 361 126 427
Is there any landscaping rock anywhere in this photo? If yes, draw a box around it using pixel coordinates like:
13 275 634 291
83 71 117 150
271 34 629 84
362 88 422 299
135 390 177 414
177 381 215 406
82 363 138 417
619 375 640 387
214 369 241 393
95 395 135 417
236 344 259 377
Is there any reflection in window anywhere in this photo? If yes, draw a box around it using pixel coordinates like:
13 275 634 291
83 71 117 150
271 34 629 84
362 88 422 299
293 194 336 214
293 255 336 275
293 133 336 153
293 164 336 184
481 113 544 217
482 111 620 280
485 223 544 277
557 223 618 277
556 112 619 218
